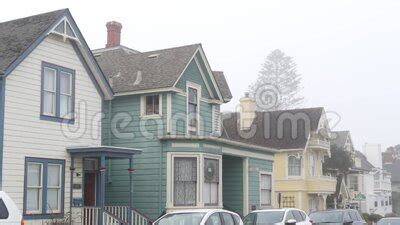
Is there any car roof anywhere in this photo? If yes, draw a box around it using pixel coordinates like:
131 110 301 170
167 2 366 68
381 217 400 220
165 209 236 215
252 208 303 213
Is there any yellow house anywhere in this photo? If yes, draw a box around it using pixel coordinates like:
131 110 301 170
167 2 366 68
222 97 336 213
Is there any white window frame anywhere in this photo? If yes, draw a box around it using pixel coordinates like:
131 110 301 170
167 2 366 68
140 94 162 119
46 164 62 213
59 71 73 119
287 153 303 178
42 67 57 117
166 152 222 210
211 104 221 135
259 171 273 208
186 82 201 135
203 156 221 206
309 152 316 177
26 163 43 214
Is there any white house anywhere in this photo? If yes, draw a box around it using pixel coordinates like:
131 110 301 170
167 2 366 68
0 9 141 225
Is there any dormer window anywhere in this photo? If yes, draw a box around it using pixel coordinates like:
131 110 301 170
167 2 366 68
187 82 201 135
140 94 162 118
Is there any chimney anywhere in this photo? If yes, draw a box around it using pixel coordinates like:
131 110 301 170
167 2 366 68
239 92 256 130
106 21 122 48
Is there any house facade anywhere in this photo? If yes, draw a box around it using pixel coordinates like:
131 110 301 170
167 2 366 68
222 105 337 213
0 9 147 225
94 22 277 221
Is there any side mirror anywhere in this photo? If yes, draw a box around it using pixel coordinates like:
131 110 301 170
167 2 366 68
285 219 297 225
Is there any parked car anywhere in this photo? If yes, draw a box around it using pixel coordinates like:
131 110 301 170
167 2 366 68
243 208 312 225
0 191 23 225
377 217 400 225
153 209 243 225
309 209 366 225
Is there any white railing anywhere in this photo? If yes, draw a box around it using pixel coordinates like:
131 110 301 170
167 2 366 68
308 138 330 149
374 181 392 191
131 208 151 225
105 206 152 225
71 206 100 225
104 210 127 225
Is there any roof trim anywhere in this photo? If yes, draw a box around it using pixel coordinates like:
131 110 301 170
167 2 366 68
114 87 183 96
67 145 142 158
159 135 278 154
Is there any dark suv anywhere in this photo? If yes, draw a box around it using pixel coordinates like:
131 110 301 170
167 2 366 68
309 209 366 225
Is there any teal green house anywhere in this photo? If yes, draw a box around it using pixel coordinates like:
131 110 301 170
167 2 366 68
93 22 277 222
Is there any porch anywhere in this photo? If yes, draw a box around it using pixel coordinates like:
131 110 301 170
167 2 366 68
67 146 151 225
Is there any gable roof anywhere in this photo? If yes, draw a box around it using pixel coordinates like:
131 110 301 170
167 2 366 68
331 131 349 148
354 150 374 171
93 44 232 101
0 9 66 74
221 107 324 150
0 9 114 99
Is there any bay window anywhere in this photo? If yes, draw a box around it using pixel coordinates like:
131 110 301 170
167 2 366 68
24 158 65 218
41 62 75 121
174 157 197 206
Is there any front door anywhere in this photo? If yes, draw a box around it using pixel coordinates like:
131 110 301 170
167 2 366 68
84 173 96 206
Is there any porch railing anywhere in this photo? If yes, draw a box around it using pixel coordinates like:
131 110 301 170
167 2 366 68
105 205 152 225
131 208 152 225
71 206 100 225
104 210 128 225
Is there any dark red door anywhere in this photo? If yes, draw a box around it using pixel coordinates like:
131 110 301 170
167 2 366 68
84 173 96 206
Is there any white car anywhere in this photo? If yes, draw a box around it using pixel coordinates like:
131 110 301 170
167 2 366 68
153 209 243 225
0 191 23 225
243 208 312 225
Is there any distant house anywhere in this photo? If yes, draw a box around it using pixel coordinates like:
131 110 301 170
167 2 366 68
222 105 336 213
383 155 400 214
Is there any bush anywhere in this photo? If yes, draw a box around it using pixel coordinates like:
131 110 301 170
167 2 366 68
369 214 383 222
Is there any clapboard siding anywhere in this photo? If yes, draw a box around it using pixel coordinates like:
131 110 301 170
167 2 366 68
222 155 244 215
175 58 211 98
2 36 102 225
248 158 273 211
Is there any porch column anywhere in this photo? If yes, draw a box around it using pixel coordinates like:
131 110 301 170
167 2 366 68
128 157 134 224
70 157 75 225
99 156 106 225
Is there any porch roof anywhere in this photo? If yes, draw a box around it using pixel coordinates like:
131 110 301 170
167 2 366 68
66 145 142 158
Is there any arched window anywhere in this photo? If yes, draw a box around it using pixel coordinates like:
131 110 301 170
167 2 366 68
288 155 302 176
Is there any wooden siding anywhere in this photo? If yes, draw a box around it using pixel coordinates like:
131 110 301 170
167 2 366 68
222 155 244 215
248 158 273 211
175 58 211 98
2 36 101 224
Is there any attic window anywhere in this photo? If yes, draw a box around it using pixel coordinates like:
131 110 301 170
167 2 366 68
147 54 160 58
50 18 79 43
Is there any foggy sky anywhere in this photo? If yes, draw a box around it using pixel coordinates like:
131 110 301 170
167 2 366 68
2 0 399 150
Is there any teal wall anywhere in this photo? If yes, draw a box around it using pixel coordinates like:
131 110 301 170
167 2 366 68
248 158 273 211
223 155 244 216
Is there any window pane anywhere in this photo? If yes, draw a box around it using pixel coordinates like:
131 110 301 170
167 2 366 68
261 174 271 189
288 156 301 176
60 72 71 94
204 159 219 183
47 165 60 187
146 96 154 115
27 164 41 187
44 68 56 91
47 188 60 211
185 181 196 205
174 158 197 206
154 95 159 114
0 199 9 219
174 158 197 181
222 213 235 225
188 88 197 104
60 95 71 117
210 183 218 204
43 92 55 115
206 213 222 225
27 188 40 211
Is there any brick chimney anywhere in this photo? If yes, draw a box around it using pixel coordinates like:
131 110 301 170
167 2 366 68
106 21 122 48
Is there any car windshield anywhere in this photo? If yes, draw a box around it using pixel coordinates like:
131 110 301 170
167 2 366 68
378 218 400 225
255 211 285 224
155 213 206 225
309 211 344 223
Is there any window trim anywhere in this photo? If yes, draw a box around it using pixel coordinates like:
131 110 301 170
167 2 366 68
259 171 273 207
140 94 162 119
23 157 65 220
186 82 201 135
203 157 221 206
40 62 75 124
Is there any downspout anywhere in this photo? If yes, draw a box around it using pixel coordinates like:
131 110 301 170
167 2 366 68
107 100 112 183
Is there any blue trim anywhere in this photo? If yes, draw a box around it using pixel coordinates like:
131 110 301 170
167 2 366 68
23 157 66 220
0 77 6 189
70 41 104 99
40 61 75 124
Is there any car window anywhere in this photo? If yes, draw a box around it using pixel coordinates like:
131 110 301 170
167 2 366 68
256 211 285 224
292 210 304 222
349 211 359 221
343 212 352 223
232 214 241 225
285 211 295 221
354 211 363 221
206 213 222 225
222 213 235 225
244 213 255 225
0 199 9 219
378 218 400 225
299 211 307 220
156 213 205 225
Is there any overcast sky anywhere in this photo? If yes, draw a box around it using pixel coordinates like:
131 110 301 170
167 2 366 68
2 0 399 150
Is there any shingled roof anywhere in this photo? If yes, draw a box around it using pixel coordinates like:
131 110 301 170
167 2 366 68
93 44 232 101
0 9 66 74
354 151 374 171
331 131 349 148
221 107 324 150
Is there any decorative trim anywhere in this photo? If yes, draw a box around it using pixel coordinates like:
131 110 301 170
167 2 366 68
40 61 75 124
167 93 172 133
23 157 65 220
170 143 200 148
114 87 182 96
194 57 214 99
222 147 274 161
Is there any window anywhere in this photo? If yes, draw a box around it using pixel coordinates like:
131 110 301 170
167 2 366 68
206 213 222 225
343 212 352 223
292 210 304 222
41 62 74 121
24 158 65 218
260 173 272 206
0 199 9 219
309 153 316 176
285 211 295 221
221 213 235 225
142 95 161 116
375 201 378 207
204 158 219 205
288 155 301 176
349 176 359 191
389 197 392 205
187 85 199 135
243 213 255 225
282 196 295 208
381 200 384 206
173 157 197 206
